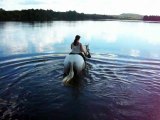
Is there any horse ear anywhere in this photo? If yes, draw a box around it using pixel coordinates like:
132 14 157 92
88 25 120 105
86 44 89 50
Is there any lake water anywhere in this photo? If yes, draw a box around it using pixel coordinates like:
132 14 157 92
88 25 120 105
0 21 160 120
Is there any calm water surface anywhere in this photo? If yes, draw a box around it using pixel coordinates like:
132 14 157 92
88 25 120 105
0 21 160 120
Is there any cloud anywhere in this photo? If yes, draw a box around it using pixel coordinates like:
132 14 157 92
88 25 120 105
0 0 4 5
19 0 45 5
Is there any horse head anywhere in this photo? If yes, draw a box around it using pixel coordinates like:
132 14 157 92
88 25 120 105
83 44 91 58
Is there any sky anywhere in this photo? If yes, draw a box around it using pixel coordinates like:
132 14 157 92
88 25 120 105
0 0 160 15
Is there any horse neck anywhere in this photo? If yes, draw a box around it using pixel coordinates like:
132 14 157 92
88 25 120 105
83 45 88 54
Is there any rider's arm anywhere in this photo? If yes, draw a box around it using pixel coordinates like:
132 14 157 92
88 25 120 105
80 44 87 56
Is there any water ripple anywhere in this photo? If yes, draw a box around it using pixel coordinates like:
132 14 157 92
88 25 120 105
0 54 160 120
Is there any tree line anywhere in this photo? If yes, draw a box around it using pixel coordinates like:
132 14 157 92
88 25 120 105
0 8 115 21
143 15 160 21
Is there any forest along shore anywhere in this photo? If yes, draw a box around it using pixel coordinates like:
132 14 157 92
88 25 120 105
1 8 157 21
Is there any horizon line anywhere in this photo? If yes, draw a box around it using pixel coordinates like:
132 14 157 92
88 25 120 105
1 8 160 16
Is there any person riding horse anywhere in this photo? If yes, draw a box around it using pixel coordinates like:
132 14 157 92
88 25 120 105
63 35 91 84
70 35 90 61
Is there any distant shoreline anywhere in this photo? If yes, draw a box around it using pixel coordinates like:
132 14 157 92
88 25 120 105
0 8 160 22
0 9 115 21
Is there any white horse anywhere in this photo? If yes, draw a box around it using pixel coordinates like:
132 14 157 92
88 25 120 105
63 45 91 84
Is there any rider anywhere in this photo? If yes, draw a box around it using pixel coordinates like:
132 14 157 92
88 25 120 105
70 35 87 60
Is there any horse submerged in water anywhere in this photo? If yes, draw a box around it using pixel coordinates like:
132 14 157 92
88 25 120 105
63 45 91 84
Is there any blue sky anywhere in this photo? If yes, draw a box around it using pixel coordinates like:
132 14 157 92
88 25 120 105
0 0 160 15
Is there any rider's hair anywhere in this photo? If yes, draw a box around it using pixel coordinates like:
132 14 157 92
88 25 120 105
73 35 80 45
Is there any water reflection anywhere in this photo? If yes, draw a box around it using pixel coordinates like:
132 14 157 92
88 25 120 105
0 53 160 120
0 21 160 59
0 21 160 120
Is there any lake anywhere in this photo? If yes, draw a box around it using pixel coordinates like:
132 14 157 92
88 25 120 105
0 20 160 120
